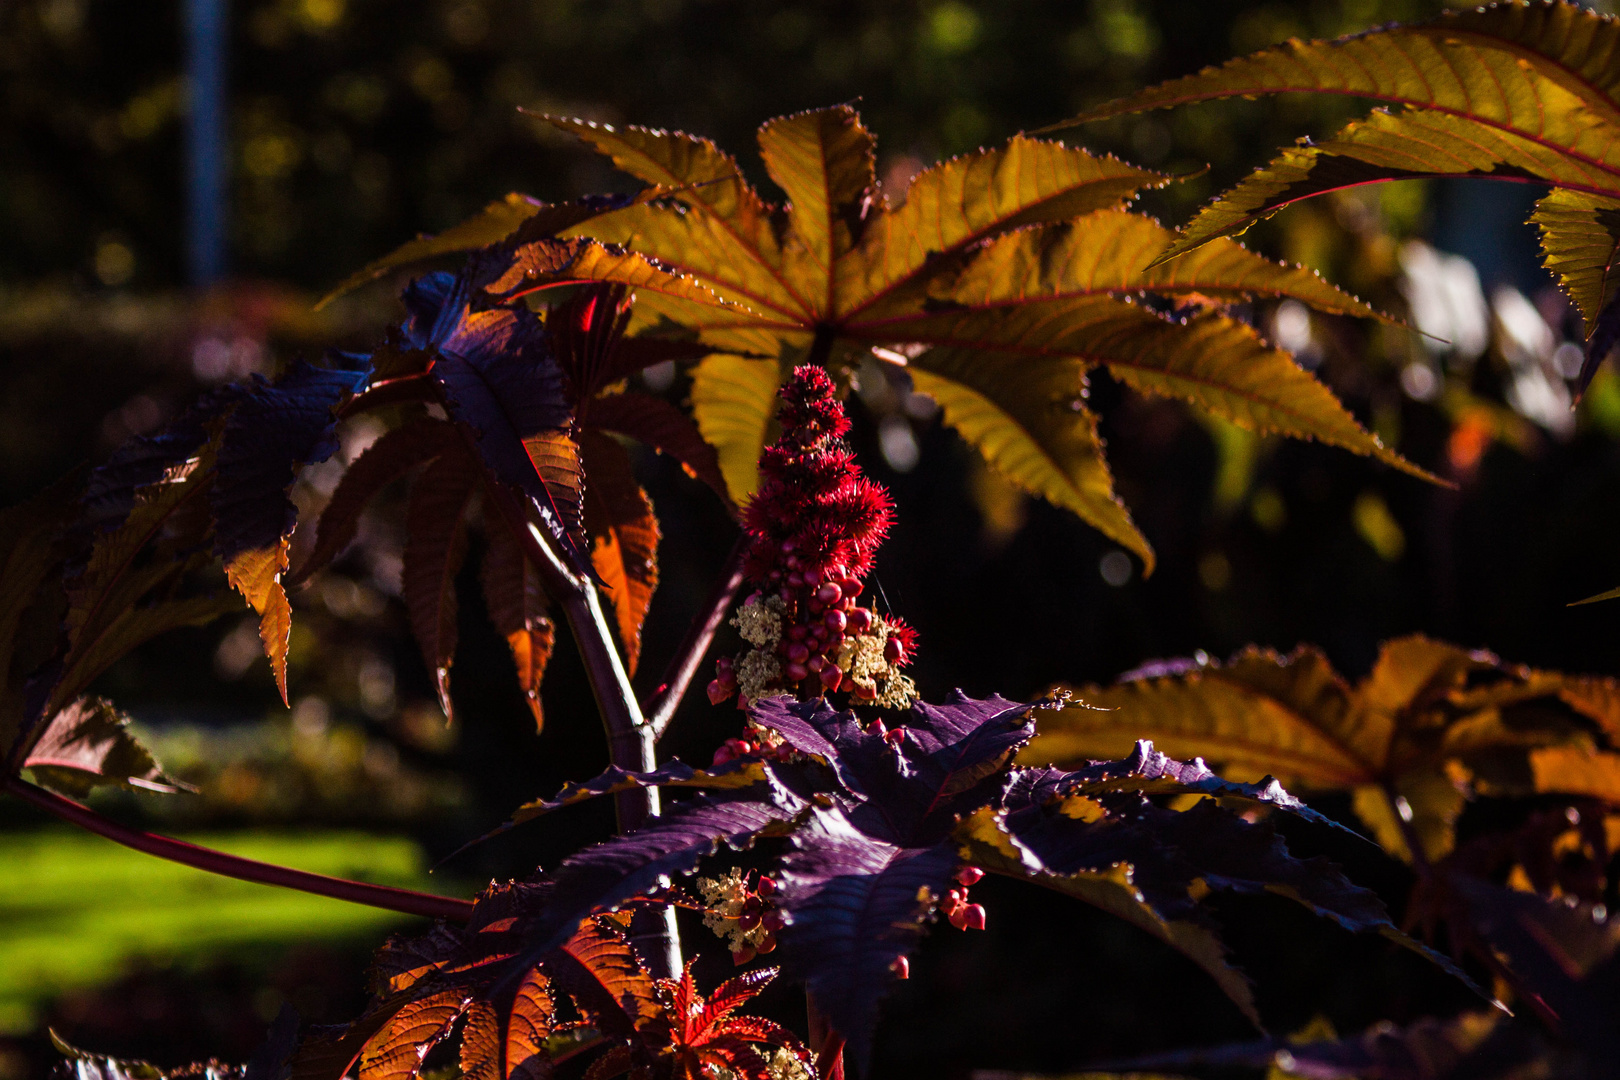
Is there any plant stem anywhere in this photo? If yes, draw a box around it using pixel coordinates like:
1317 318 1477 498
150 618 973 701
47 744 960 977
2 775 474 922
806 994 846 1080
484 481 682 978
645 534 749 740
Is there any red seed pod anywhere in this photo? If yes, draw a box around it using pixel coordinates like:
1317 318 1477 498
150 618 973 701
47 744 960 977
956 866 984 886
841 577 862 598
761 910 786 932
735 740 754 755
757 875 777 896
743 895 763 914
787 642 810 663
733 944 757 966
839 673 856 693
756 934 777 954
868 718 888 738
849 608 873 633
884 727 906 747
884 637 906 663
825 610 848 633
786 661 809 681
739 910 762 931
820 666 844 691
947 888 963 906
963 904 987 930
948 906 969 930
816 582 842 605
891 956 910 980
708 680 733 705
807 655 825 673
712 746 734 766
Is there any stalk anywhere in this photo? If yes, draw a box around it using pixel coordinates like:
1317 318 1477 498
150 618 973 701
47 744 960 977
645 534 749 739
483 479 681 978
2 775 474 922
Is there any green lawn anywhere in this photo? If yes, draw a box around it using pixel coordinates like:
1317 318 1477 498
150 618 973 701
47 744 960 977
0 828 461 1034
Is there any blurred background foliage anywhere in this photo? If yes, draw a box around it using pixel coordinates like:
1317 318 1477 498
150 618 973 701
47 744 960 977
4 0 1620 1077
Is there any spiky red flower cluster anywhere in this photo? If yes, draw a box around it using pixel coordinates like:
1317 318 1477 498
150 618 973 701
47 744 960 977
708 366 918 707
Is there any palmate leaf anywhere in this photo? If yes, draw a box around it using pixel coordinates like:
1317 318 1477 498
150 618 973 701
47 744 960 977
1024 636 1620 863
296 881 662 1080
1054 0 1620 384
534 109 1428 557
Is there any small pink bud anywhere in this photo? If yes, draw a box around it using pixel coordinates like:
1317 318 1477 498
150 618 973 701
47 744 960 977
884 727 906 747
955 866 984 886
825 610 847 633
803 568 821 586
786 661 809 681
708 680 733 705
761 910 786 932
756 875 777 896
785 553 801 569
849 608 873 633
963 904 986 931
716 656 734 675
948 906 969 930
808 655 825 673
787 642 810 663
787 572 805 588
739 910 761 931
780 540 795 555
820 666 843 690
869 719 887 738
756 934 777 954
789 625 808 642
816 582 843 605
808 600 824 615
884 637 906 663
891 956 910 979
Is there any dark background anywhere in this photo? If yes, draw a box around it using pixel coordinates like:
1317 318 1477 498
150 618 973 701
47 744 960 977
3 0 1618 1076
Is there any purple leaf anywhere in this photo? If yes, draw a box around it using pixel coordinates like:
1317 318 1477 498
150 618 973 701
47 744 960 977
399 271 585 561
510 790 806 970
777 805 960 1073
211 361 371 562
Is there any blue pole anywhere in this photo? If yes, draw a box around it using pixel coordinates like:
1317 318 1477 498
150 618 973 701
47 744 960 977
185 0 227 287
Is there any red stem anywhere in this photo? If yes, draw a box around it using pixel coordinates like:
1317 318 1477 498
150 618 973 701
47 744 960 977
644 534 749 740
806 993 846 1080
2 775 474 922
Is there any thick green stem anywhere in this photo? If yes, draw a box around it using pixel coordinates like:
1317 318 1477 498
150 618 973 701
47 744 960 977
2 775 474 921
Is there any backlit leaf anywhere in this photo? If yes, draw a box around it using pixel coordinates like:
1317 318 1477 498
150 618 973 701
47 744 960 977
22 696 184 796
225 543 294 705
319 192 641 308
1533 188 1620 339
480 527 555 731
907 355 1150 572
579 433 659 675
542 105 1419 550
689 355 781 503
403 456 479 720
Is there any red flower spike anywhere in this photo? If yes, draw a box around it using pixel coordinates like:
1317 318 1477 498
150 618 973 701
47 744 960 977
715 365 918 708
